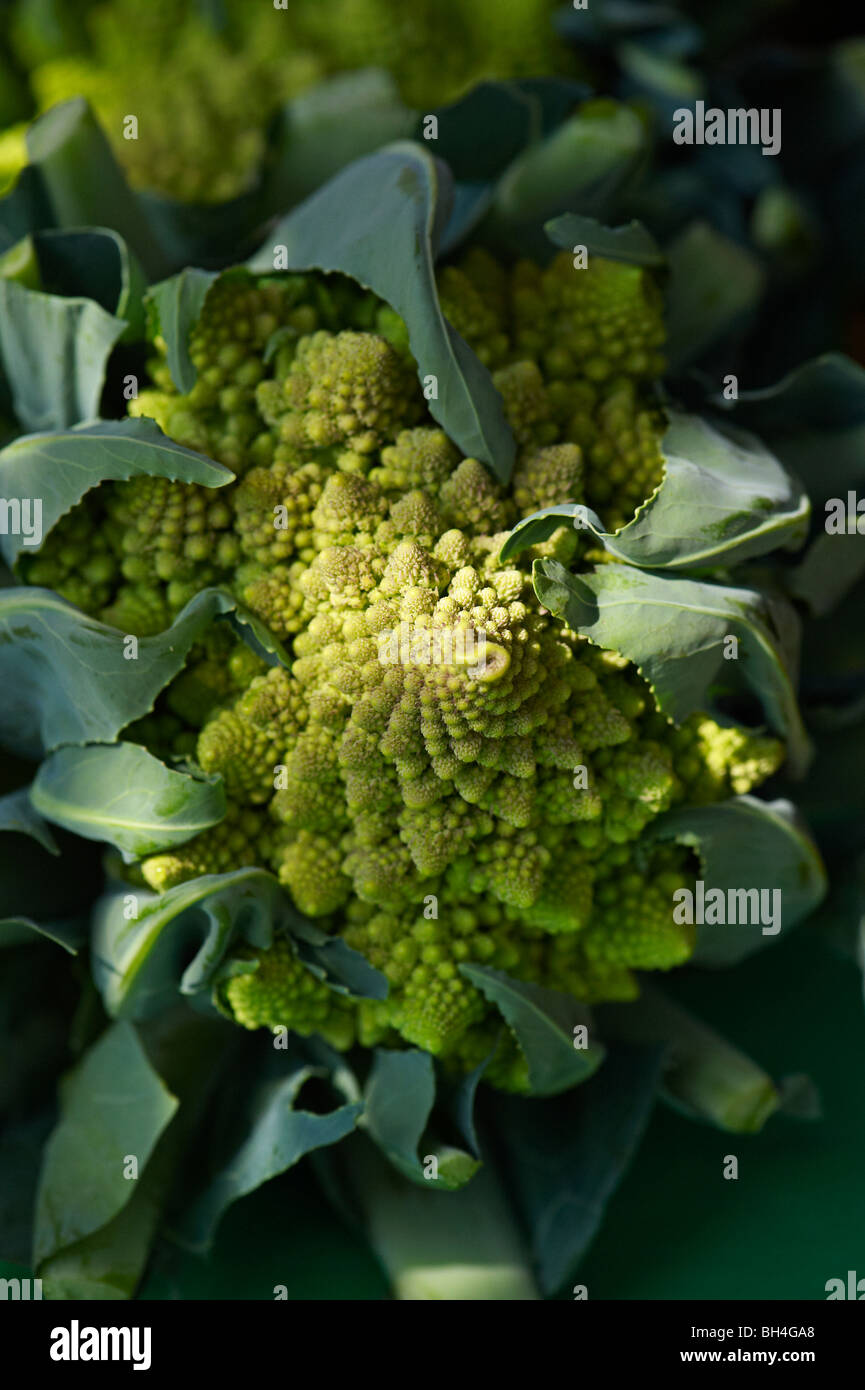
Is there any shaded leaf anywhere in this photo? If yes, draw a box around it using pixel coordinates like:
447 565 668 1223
488 1043 663 1295
0 416 232 569
25 99 166 279
147 268 218 394
92 867 385 1020
174 1049 362 1253
27 226 147 340
533 559 812 775
459 964 605 1097
33 1021 178 1268
664 220 764 370
286 917 388 1001
247 142 515 480
0 917 83 953
267 68 416 208
0 275 126 433
0 586 280 759
649 795 827 966
503 411 809 569
31 742 226 858
545 211 664 267
0 785 58 853
492 102 647 229
361 1049 479 1189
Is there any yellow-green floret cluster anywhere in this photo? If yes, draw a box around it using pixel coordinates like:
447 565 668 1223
20 256 784 1087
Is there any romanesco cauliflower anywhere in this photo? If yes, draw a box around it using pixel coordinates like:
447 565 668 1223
20 250 785 1088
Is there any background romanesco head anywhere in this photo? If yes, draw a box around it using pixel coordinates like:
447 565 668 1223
19 0 574 202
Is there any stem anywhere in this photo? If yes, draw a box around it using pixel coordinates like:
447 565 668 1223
600 982 780 1133
343 1139 540 1301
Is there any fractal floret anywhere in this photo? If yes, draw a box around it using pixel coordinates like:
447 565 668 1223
24 252 785 1087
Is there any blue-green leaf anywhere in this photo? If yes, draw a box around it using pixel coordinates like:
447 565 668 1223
33 1021 178 1269
172 1048 362 1254
492 102 647 228
459 964 605 1097
503 412 809 569
0 785 58 853
0 916 83 953
649 796 827 965
0 275 125 433
31 743 226 858
545 211 664 267
361 1049 479 1189
0 586 280 759
533 559 812 776
487 1044 664 1295
266 68 416 208
247 142 515 481
664 220 764 370
92 867 386 1020
25 99 167 280
0 416 232 569
146 267 217 394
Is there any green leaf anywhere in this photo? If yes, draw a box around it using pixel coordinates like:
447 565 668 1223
361 1049 479 1189
147 268 217 394
598 985 790 1133
284 917 389 1001
721 353 865 505
545 211 664 267
362 1050 432 1174
173 1048 362 1253
0 275 126 433
266 68 416 208
92 867 385 1020
459 965 605 1098
492 101 647 228
718 354 865 617
25 99 167 280
37 1006 230 1297
664 221 764 370
27 227 147 340
0 785 58 853
503 411 809 569
0 917 83 953
247 142 515 481
33 1021 178 1269
0 586 276 758
487 1044 663 1295
0 416 232 569
649 796 827 966
786 531 865 618
0 1110 55 1266
0 165 52 258
422 81 542 183
533 559 812 776
31 743 226 858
